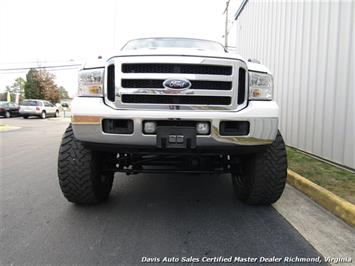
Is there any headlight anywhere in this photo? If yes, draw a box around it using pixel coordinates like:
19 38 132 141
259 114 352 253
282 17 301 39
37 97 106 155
249 72 273 100
78 68 104 96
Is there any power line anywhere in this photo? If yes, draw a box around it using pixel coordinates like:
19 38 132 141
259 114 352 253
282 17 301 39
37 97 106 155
0 68 81 76
0 60 77 66
0 64 82 72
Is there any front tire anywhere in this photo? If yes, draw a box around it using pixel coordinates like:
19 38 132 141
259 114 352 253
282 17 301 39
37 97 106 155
41 111 46 119
231 131 287 205
55 110 59 117
57 125 114 204
5 111 10 118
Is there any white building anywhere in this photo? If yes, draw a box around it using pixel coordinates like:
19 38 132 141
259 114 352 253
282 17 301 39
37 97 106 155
232 0 354 169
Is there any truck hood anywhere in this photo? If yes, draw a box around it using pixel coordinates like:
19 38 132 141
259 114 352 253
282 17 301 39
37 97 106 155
113 48 245 61
246 61 271 74
83 48 271 74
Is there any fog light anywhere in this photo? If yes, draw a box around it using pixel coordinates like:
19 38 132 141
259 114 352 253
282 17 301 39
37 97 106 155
196 122 210 135
144 121 157 134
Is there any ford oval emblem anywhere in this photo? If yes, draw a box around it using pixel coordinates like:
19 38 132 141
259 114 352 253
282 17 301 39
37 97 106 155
163 79 191 89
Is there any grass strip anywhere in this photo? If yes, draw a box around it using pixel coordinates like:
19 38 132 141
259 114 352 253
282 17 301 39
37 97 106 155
287 147 355 204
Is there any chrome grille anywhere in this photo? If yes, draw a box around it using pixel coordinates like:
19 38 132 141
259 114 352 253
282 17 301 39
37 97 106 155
121 79 232 90
122 63 232 75
121 95 231 105
105 56 248 111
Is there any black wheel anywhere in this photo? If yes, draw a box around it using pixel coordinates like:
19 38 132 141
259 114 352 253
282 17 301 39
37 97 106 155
57 125 114 204
23 115 29 119
231 131 287 205
40 111 46 119
55 110 59 117
5 111 10 118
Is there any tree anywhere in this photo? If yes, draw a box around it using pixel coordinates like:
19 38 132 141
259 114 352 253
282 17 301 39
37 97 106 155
12 77 26 97
0 92 8 101
24 68 60 103
5 77 26 102
24 68 42 99
58 86 70 99
39 70 60 103
5 86 14 102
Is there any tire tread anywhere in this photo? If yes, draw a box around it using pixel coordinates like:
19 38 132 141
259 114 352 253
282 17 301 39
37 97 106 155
232 131 288 205
57 125 113 204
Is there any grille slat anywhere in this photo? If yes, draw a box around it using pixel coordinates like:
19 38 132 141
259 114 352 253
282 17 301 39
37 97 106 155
238 68 246 104
122 63 232 75
107 65 115 102
121 79 232 90
121 95 231 105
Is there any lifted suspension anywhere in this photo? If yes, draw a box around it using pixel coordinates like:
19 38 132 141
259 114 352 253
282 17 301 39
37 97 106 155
103 153 233 175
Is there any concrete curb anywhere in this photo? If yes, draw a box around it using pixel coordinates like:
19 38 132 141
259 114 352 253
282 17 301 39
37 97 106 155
287 169 355 227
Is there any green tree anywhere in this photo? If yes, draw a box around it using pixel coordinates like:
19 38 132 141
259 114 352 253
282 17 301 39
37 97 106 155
58 86 70 99
24 68 42 99
0 92 8 101
5 77 26 102
5 86 14 101
13 77 26 98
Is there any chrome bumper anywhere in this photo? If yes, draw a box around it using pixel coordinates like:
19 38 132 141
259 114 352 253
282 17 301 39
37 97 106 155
71 97 279 147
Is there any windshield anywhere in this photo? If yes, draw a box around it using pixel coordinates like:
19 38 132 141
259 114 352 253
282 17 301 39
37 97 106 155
21 100 40 106
122 38 226 52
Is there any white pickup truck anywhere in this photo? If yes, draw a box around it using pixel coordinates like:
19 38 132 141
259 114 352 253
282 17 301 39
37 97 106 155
57 38 287 205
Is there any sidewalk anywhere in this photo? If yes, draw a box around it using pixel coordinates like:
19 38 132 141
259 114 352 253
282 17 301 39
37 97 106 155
274 185 355 264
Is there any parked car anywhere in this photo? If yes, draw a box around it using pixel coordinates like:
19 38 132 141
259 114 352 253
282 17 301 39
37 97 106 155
0 101 20 118
19 99 59 119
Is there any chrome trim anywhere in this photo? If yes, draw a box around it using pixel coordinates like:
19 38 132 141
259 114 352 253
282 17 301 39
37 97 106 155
71 97 279 147
118 88 233 97
104 56 248 111
119 73 234 81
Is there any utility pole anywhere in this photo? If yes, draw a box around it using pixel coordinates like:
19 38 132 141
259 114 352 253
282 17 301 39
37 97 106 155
223 0 231 47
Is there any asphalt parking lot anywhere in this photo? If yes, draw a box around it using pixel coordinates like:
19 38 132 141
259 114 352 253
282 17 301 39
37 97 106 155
0 117 352 265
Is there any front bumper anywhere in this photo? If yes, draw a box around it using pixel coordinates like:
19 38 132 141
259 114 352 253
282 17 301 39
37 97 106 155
71 97 279 147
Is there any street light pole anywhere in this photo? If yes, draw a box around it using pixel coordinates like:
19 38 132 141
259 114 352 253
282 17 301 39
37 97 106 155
224 0 231 47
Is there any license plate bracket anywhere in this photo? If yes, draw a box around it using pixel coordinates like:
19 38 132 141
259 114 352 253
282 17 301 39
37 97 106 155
156 127 196 149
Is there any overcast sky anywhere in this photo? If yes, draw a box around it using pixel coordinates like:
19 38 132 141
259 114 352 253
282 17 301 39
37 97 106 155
0 0 241 96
